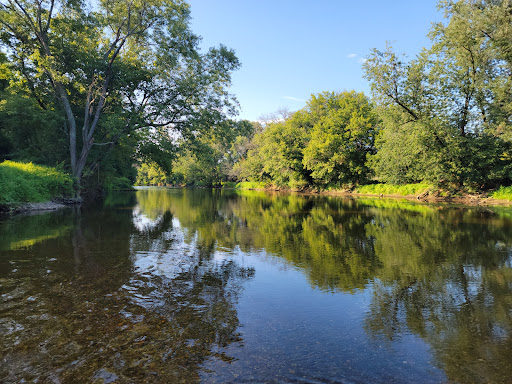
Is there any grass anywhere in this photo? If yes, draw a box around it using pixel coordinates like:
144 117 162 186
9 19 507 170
0 160 74 204
222 181 268 190
354 182 432 196
490 186 512 201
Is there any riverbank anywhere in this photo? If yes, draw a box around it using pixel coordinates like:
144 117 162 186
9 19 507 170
0 200 67 214
0 198 84 215
0 161 76 214
324 191 512 206
220 181 512 206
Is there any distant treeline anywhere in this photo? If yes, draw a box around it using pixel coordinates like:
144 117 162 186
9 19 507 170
138 1 512 193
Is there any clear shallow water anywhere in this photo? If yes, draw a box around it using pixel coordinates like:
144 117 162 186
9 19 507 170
1 188 512 383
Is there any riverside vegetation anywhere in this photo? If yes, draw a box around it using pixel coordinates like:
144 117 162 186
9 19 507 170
1 0 512 202
0 161 73 207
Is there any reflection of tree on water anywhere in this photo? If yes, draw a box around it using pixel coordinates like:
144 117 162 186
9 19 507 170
137 188 380 292
363 210 512 384
0 197 253 383
6 189 510 382
140 189 512 383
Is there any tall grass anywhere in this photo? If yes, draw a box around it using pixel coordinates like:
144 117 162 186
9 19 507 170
354 183 432 196
0 160 74 204
490 186 512 201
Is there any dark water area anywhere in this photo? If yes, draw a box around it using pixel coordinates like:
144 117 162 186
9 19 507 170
1 188 512 383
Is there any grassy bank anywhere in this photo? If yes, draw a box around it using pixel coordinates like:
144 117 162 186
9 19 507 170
0 161 74 205
223 181 433 196
353 183 433 197
354 183 512 202
221 180 512 204
221 181 268 190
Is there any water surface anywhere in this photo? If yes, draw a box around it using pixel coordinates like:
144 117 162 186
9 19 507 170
1 188 512 383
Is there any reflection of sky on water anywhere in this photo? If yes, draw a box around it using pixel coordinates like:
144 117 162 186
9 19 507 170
131 210 196 279
3 189 512 383
128 202 447 383
131 206 163 232
200 251 446 384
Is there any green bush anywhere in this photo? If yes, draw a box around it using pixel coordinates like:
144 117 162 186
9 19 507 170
104 176 134 191
490 186 512 201
235 181 268 190
0 160 74 203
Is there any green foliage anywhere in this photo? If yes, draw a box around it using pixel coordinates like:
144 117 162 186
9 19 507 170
237 91 379 190
136 162 174 186
354 183 432 196
364 1 512 188
0 160 74 203
224 181 268 189
302 91 379 186
0 0 240 191
169 120 258 187
104 177 133 191
490 186 512 201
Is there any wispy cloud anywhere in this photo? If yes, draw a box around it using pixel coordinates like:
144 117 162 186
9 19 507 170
347 53 367 64
282 96 306 102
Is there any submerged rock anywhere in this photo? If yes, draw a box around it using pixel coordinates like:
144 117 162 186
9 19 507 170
92 368 119 384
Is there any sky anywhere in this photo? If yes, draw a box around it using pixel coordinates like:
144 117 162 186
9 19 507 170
186 0 443 121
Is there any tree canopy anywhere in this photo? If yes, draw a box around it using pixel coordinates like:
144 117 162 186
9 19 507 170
1 0 512 194
234 91 379 189
0 0 240 191
363 0 512 188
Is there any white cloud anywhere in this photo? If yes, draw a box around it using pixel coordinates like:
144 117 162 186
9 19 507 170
282 96 306 102
358 58 368 64
347 53 357 59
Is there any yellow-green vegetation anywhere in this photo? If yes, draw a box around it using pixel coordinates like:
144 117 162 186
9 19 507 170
490 186 512 201
355 197 438 214
222 181 268 190
0 160 74 204
0 209 74 251
354 183 432 196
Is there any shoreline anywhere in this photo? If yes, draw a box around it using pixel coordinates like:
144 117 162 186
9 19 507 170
325 191 512 206
222 186 512 206
0 198 81 215
4 187 510 215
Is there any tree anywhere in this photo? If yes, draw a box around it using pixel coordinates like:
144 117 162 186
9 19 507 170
302 91 379 186
236 91 378 189
364 0 512 188
0 0 239 191
171 119 256 186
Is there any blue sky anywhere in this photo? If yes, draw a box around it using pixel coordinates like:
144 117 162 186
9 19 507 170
187 0 443 121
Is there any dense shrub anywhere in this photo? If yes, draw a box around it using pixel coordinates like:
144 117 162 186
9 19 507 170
490 186 512 201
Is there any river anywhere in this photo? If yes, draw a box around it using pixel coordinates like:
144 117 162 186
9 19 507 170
1 187 512 383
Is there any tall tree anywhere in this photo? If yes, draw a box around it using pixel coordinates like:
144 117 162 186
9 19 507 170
302 91 379 186
364 0 512 188
0 0 239 191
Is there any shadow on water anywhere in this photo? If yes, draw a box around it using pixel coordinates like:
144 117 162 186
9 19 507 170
1 188 512 383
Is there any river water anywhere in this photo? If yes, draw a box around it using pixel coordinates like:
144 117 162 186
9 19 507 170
1 187 512 383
